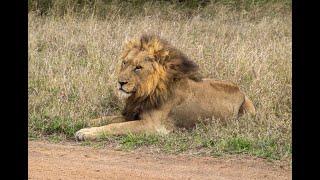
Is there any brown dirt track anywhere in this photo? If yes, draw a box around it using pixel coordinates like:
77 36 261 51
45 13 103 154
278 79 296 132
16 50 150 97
28 141 291 180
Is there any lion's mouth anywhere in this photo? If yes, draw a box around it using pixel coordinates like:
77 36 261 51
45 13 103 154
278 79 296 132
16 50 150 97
119 88 133 94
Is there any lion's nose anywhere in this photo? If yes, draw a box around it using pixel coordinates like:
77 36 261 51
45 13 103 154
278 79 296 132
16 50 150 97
118 81 128 87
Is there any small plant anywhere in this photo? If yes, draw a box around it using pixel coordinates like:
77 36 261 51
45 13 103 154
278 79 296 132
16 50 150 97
119 133 160 150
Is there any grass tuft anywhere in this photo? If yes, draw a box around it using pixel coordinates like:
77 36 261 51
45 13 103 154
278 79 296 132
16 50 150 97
119 133 160 150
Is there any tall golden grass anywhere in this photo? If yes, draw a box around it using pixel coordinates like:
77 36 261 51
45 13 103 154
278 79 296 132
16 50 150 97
28 3 291 160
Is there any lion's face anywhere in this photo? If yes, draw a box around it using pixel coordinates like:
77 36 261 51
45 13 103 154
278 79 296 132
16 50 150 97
116 35 199 101
117 48 166 99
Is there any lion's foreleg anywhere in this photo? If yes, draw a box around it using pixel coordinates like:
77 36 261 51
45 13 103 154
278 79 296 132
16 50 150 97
75 119 159 141
87 115 127 127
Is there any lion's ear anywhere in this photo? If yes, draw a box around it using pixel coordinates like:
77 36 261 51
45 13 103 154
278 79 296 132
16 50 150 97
153 50 169 64
166 56 199 79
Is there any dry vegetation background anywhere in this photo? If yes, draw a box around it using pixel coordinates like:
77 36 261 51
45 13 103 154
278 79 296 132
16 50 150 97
28 0 291 161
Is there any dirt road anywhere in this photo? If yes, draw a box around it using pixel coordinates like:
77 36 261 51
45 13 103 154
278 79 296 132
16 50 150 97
28 141 291 180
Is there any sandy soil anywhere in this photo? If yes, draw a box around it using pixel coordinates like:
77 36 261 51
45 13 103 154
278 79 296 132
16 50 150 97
28 141 291 180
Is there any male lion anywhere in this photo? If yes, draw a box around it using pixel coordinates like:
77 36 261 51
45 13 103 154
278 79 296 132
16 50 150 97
75 34 255 141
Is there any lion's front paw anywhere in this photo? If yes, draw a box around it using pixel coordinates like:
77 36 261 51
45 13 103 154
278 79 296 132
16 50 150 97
75 127 101 141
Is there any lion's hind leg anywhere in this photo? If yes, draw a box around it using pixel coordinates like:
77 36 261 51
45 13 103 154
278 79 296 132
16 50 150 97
238 96 256 116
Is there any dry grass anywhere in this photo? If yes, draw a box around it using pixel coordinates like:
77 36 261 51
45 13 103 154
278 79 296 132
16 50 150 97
28 4 291 160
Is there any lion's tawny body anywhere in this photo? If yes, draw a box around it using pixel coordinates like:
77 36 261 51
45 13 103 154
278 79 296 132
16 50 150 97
168 79 247 128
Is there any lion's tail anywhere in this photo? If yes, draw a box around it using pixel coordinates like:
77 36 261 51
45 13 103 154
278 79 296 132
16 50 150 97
238 96 256 116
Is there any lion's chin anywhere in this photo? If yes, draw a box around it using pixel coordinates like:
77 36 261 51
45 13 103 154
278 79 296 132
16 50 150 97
117 89 132 99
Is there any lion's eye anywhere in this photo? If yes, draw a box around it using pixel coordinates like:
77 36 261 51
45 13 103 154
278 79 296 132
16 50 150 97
134 65 142 73
122 61 126 65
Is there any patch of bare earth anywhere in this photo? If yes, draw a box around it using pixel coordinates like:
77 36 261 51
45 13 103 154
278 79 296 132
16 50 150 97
28 141 291 180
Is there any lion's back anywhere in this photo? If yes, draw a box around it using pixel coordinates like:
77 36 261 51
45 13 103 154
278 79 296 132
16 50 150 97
169 79 246 127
